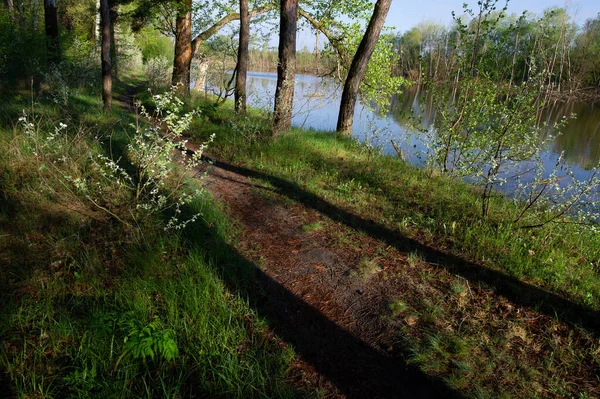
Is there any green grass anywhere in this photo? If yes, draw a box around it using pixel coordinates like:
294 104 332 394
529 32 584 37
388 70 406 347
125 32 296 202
301 221 323 233
184 94 600 398
6 79 599 398
187 97 600 311
348 257 382 280
0 84 309 398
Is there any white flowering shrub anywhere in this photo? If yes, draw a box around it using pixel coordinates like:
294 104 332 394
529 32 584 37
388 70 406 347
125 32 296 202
144 56 172 91
413 71 600 226
19 87 213 237
40 63 71 106
90 87 213 231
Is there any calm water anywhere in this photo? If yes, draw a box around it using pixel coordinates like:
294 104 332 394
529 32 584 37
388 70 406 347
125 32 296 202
218 71 600 188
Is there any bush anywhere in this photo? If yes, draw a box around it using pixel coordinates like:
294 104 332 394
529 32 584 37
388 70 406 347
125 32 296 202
0 8 45 86
135 26 174 64
63 33 101 89
115 25 143 74
144 56 172 91
18 87 213 242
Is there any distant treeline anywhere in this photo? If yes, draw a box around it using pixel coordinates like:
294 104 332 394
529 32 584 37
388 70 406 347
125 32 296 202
248 48 335 75
392 7 600 98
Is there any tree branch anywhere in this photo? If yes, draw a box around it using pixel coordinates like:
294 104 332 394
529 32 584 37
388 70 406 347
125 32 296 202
297 7 348 63
191 3 276 57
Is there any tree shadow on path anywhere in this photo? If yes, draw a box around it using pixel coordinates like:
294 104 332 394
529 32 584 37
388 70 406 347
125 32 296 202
204 157 600 338
186 176 462 399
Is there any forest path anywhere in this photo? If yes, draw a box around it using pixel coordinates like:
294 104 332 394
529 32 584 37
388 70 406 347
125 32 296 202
118 86 599 398
197 156 457 398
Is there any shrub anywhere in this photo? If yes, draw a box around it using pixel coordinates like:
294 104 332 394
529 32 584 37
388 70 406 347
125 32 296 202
18 87 213 241
144 56 172 91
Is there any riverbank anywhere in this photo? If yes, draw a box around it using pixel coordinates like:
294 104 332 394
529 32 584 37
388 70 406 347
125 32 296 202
2 78 599 397
0 79 310 398
187 94 600 397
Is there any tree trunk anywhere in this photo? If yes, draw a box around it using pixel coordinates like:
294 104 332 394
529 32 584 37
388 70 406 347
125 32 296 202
3 0 17 23
3 0 13 15
93 0 100 42
172 0 192 95
272 0 298 136
100 0 112 113
336 0 392 136
193 55 209 92
109 2 118 79
234 0 249 115
44 0 60 66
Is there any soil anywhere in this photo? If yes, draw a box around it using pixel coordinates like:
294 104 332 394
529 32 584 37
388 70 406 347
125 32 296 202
199 157 460 399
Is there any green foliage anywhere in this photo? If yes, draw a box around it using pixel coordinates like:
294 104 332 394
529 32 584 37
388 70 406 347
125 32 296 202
17 87 213 242
89 88 211 233
144 56 172 90
120 316 179 362
574 13 600 87
114 24 144 73
342 25 407 113
135 25 174 63
58 0 96 35
394 3 600 92
62 34 101 89
0 7 45 85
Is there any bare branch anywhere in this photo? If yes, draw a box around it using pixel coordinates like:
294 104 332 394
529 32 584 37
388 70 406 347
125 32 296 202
191 3 276 57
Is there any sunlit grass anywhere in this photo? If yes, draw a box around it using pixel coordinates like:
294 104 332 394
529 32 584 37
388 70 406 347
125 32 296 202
0 86 307 398
187 94 600 398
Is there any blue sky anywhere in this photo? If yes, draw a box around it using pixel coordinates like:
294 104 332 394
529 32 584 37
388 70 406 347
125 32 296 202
291 0 600 49
386 0 598 32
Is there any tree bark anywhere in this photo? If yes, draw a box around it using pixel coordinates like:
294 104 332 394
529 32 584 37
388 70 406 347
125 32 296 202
100 0 112 113
172 0 192 95
193 55 209 92
93 0 100 42
272 0 298 136
336 0 392 136
234 0 249 115
109 2 119 79
44 0 60 66
3 0 13 13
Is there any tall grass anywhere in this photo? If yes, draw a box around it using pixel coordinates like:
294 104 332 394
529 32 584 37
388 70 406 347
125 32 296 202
187 101 600 310
0 86 307 398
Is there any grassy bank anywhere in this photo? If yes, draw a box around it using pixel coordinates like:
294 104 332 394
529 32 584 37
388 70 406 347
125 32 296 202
187 95 600 397
190 97 600 311
3 79 599 397
0 82 308 398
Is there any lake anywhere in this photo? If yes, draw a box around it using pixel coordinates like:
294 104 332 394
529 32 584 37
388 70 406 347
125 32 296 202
208 71 600 192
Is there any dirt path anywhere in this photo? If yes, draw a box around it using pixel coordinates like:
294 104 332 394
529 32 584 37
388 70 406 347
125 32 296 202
201 158 459 398
115 88 453 396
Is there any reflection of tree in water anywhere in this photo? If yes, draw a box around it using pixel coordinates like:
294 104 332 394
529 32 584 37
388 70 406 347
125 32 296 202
543 100 600 169
389 85 436 128
390 85 600 170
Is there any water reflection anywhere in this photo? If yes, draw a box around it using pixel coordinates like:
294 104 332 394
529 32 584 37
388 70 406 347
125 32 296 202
228 72 600 185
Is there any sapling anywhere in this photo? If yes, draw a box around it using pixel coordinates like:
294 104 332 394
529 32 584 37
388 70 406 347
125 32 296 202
410 0 600 226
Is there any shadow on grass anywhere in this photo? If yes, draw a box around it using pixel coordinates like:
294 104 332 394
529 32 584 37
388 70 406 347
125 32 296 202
204 157 600 338
185 215 461 399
